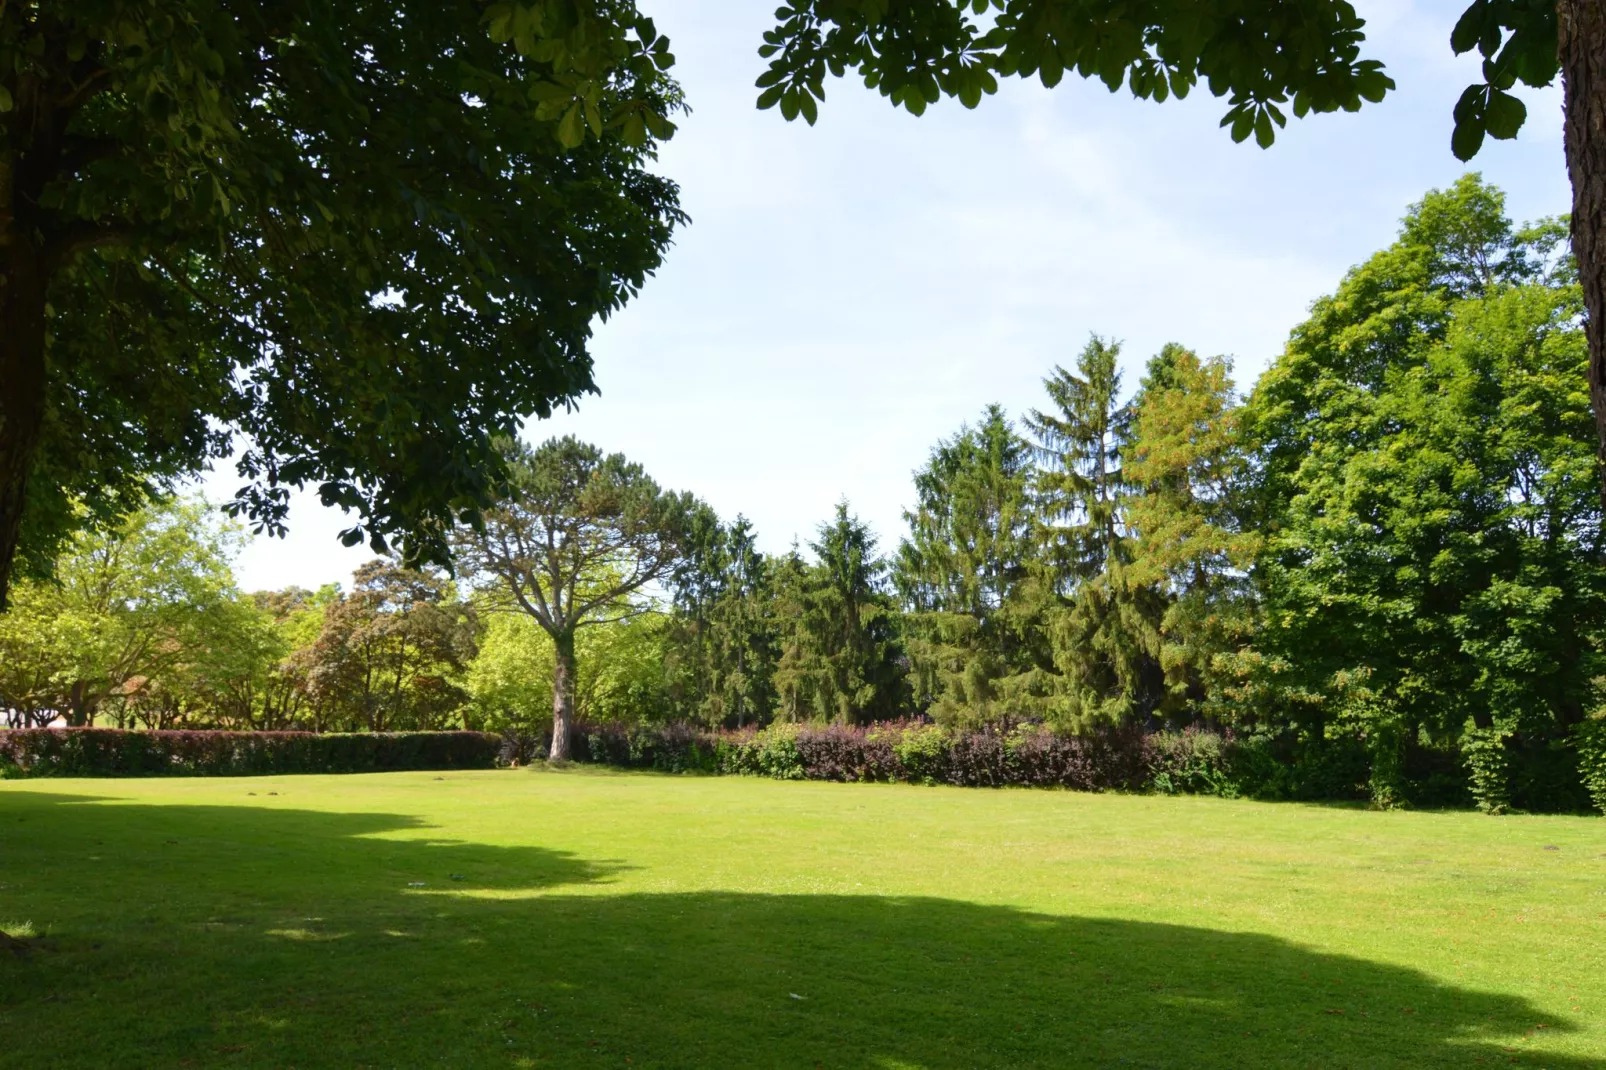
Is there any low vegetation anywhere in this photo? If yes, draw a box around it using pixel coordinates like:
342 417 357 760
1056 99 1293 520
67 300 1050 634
1 769 1602 1068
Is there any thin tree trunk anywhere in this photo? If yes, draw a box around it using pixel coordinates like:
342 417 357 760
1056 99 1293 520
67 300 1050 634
550 629 576 761
0 246 49 612
1560 0 1606 510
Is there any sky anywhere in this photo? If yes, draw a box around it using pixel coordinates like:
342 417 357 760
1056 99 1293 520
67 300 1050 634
201 0 1575 593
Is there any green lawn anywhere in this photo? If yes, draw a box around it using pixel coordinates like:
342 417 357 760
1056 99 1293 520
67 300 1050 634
1 769 1602 1068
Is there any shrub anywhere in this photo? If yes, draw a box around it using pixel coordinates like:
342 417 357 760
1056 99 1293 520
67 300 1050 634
1462 728 1513 815
0 729 501 778
1577 720 1606 817
1147 729 1237 797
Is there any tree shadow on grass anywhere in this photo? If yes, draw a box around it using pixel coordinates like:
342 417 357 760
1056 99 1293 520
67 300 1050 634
0 789 1596 1070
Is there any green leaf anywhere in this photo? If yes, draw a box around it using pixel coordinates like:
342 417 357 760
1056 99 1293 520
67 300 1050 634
756 85 785 110
0 85 13 113
1484 88 1526 139
799 90 818 126
557 102 585 148
1450 0 1490 55
1451 115 1486 161
1253 109 1275 148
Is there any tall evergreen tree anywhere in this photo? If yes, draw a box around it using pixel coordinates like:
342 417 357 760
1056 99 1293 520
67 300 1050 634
1125 345 1259 721
773 504 905 723
1027 338 1162 727
708 517 778 727
894 405 1046 724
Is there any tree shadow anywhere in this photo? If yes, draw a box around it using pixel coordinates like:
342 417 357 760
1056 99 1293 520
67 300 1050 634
0 789 1596 1069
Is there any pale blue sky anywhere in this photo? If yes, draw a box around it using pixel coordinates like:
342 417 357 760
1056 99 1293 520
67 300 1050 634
205 0 1574 592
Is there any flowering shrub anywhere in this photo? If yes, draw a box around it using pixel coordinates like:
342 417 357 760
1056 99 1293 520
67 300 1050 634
0 728 500 778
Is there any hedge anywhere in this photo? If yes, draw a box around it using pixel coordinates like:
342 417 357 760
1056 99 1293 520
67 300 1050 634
531 720 1598 812
559 720 1278 796
0 728 502 778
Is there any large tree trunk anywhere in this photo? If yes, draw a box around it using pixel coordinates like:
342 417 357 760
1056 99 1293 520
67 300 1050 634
1560 0 1606 509
549 629 576 761
0 246 49 612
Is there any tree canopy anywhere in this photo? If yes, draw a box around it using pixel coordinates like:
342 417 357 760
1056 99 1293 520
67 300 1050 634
0 0 684 608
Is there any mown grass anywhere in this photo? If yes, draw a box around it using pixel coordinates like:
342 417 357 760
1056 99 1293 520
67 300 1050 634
1 767 1602 1068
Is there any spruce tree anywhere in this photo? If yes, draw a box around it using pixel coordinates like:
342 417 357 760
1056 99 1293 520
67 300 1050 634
894 405 1047 724
1026 338 1162 727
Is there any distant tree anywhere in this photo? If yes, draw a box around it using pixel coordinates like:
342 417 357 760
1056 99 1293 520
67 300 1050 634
105 594 285 730
453 437 697 760
774 504 905 723
707 517 779 727
894 405 1047 724
1027 338 1163 727
0 496 242 725
297 561 477 732
0 1 684 610
758 1 1606 510
465 609 674 736
1124 345 1258 722
668 514 778 726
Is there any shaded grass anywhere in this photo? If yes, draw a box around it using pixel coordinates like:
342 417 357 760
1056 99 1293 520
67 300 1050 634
1 768 1603 1068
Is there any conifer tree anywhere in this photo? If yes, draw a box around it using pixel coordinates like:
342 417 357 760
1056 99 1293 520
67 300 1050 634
1125 345 1258 721
1026 338 1163 727
894 405 1046 723
773 505 905 722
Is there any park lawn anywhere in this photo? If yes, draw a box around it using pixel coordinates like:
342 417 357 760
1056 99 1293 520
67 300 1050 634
0 769 1602 1069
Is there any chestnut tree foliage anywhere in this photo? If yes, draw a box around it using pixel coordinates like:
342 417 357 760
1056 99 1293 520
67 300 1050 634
0 0 683 609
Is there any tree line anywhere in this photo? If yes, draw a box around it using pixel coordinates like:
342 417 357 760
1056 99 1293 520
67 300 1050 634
3 176 1598 802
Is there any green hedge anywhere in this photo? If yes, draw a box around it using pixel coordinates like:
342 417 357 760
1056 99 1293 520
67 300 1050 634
0 728 501 777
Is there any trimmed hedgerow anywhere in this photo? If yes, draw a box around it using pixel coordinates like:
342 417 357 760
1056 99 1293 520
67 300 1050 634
516 720 1224 794
0 728 501 778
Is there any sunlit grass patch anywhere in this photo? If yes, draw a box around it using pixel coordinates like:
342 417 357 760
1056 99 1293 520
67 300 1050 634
1 769 1602 1068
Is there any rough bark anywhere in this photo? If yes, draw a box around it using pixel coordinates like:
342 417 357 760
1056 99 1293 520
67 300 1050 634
1559 0 1606 510
549 629 576 761
0 246 48 612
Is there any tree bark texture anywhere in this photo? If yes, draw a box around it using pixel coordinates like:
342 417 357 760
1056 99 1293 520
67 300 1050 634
0 247 48 612
1560 0 1606 509
550 629 576 761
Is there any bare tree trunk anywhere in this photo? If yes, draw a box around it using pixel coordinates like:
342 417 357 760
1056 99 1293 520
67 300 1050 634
0 246 49 612
550 629 576 761
1560 0 1606 509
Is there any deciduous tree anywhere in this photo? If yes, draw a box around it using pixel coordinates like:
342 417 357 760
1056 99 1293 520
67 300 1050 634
759 0 1606 508
0 0 683 608
453 436 697 760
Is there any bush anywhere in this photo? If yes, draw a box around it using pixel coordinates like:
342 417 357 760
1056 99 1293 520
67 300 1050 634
1577 720 1606 817
0 728 501 778
1462 728 1513 815
1147 729 1236 797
